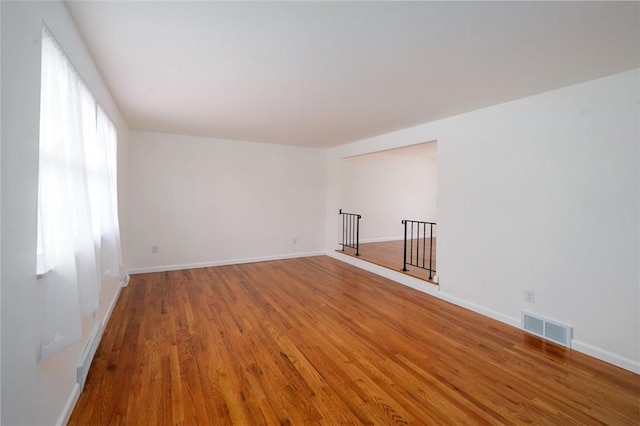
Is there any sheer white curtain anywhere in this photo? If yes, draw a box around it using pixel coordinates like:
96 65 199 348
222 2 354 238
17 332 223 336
37 27 121 361
95 105 123 280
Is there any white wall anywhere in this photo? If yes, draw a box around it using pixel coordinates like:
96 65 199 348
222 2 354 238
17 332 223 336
1 2 129 424
327 69 640 372
127 131 326 272
341 145 437 242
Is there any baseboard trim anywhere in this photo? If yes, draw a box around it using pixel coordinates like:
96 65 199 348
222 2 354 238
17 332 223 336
330 251 639 374
328 251 439 297
127 252 640 375
102 283 121 335
127 251 326 275
56 383 80 426
359 236 404 244
437 292 521 329
56 277 123 426
571 340 640 374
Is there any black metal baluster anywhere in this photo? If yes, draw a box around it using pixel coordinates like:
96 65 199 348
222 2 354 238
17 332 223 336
344 213 347 251
339 210 362 256
340 209 345 251
428 223 434 279
402 220 408 271
355 215 360 256
410 221 414 267
340 213 342 250
351 215 355 252
422 223 427 268
400 219 437 280
416 222 420 270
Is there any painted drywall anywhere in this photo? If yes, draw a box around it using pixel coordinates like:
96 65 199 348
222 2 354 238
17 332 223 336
327 69 640 372
0 2 3 420
1 2 129 424
127 131 326 271
341 144 437 242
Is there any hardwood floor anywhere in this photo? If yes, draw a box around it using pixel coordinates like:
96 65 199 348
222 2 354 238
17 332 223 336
69 256 639 425
341 238 436 282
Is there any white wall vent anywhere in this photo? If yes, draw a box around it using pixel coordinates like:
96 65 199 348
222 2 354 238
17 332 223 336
120 272 130 287
76 320 103 392
522 311 572 348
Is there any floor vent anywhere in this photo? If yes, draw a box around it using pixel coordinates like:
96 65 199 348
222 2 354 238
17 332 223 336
522 311 572 348
120 272 130 287
77 320 103 392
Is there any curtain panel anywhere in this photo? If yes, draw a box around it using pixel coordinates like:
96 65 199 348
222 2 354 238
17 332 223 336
37 27 122 361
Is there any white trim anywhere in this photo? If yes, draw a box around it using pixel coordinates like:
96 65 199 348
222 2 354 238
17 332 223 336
330 251 639 374
126 252 639 376
127 251 326 275
57 279 123 425
102 284 121 335
327 251 439 297
119 272 130 287
55 383 80 426
76 321 103 392
359 236 404 244
571 340 640 374
437 292 521 328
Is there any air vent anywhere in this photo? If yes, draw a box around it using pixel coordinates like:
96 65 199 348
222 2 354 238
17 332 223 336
120 272 130 287
523 314 544 335
522 311 572 347
77 321 103 392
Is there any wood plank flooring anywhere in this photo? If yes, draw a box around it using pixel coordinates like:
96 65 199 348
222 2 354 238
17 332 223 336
341 239 436 282
69 256 639 425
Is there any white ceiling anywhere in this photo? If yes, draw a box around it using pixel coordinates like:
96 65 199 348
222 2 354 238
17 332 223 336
65 1 639 148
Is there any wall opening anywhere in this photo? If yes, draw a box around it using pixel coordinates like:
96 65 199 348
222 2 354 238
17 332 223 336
339 141 438 281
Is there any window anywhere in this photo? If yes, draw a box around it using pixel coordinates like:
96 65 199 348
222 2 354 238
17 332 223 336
37 26 122 361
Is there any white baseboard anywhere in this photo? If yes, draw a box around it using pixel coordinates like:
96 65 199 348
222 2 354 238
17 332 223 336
57 277 124 426
571 340 640 374
437 292 521 329
330 251 516 325
329 251 639 374
102 283 121 336
327 251 439 297
127 252 640 376
438 296 640 374
359 236 404 244
56 383 80 426
127 251 326 275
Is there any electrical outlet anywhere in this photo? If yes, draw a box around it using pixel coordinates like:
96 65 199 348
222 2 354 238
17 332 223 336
151 245 159 254
525 290 535 303
292 238 297 245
